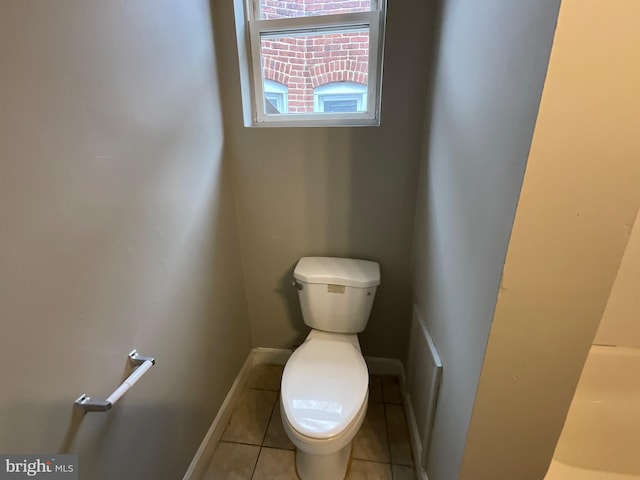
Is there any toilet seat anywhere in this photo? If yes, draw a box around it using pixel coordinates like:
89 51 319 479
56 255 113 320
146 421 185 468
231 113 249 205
281 392 368 456
281 336 368 439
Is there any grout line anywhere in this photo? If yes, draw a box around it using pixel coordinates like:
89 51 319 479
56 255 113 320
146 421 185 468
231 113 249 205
251 392 280 480
250 375 279 479
402 405 418 471
352 458 392 466
382 402 394 468
219 439 262 447
250 447 262 480
261 389 279 445
248 386 280 392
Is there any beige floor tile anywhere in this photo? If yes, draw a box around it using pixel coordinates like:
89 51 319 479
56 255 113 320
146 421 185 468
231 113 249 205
392 464 415 480
381 376 403 404
369 375 383 402
247 364 284 391
348 460 393 480
352 402 390 463
203 441 260 480
252 447 299 480
385 404 413 466
222 388 278 445
263 399 295 450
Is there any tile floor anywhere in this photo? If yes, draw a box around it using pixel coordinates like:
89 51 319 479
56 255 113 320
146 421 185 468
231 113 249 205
204 364 415 480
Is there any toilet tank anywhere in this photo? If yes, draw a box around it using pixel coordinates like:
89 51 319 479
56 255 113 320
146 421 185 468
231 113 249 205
293 257 380 334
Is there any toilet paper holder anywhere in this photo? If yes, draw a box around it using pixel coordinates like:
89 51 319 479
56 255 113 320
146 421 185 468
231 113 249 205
74 350 155 413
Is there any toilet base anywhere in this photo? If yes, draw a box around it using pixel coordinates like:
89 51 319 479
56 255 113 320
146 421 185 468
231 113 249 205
296 442 351 480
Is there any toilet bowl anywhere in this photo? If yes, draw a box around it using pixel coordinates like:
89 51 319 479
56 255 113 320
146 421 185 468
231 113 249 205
281 331 369 480
281 257 381 480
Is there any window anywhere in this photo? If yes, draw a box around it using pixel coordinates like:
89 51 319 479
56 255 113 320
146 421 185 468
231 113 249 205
314 82 367 113
264 79 288 113
233 0 387 127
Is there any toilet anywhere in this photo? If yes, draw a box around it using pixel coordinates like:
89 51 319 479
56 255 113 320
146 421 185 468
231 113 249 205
281 257 381 480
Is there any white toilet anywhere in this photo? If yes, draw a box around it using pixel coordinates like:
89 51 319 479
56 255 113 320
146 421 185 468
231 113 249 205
281 256 380 480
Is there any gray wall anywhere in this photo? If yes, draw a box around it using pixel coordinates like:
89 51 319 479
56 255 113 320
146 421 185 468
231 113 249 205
212 0 436 359
411 1 561 479
0 1 251 478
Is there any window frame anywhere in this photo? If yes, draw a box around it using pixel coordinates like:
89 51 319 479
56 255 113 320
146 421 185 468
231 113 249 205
263 78 289 114
240 0 387 127
314 82 368 113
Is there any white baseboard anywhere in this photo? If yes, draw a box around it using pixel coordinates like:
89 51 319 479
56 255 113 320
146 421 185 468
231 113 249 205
404 306 441 480
252 347 292 366
181 351 253 480
391 358 430 480
366 356 429 479
182 348 291 480
403 390 429 480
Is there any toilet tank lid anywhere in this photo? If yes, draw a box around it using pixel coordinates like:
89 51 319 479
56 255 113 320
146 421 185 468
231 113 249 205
294 257 380 288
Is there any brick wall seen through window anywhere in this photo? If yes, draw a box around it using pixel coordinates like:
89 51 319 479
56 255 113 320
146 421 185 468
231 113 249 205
259 0 372 113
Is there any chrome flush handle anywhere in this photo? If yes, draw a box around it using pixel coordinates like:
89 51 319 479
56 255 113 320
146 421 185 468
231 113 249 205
291 279 303 291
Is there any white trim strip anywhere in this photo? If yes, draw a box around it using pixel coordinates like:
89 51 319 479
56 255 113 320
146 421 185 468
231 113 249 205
252 347 293 366
181 353 255 480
